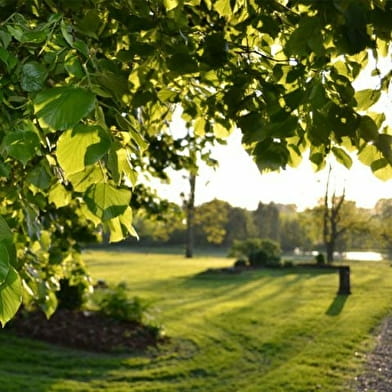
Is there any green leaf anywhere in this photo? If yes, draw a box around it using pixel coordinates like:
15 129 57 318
56 124 111 177
370 157 392 179
167 53 198 74
40 290 58 319
64 54 84 78
0 262 22 327
106 216 124 242
157 88 178 102
194 117 206 137
213 121 230 138
21 62 47 92
376 134 392 164
106 207 138 242
48 183 71 208
7 25 47 43
79 204 101 226
285 17 317 57
0 30 11 48
0 244 10 284
73 40 89 58
355 89 381 111
68 166 105 192
213 0 231 18
119 207 138 238
0 48 17 71
371 160 392 181
3 131 40 166
26 165 51 190
284 88 304 110
0 162 10 179
201 33 228 68
309 81 328 109
358 116 379 141
0 216 12 242
368 112 385 128
0 218 16 270
332 146 353 169
115 148 137 186
238 113 267 143
115 114 148 151
60 20 74 46
84 183 131 221
77 10 103 38
358 144 380 166
163 0 179 11
254 140 289 171
34 87 95 130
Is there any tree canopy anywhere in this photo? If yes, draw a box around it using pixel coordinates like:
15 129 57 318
0 0 391 324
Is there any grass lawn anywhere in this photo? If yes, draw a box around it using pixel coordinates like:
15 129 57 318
1 249 392 391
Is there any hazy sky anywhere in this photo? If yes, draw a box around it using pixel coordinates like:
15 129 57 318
152 128 392 211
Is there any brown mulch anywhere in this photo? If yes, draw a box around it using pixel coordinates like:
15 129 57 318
7 309 167 353
356 317 392 392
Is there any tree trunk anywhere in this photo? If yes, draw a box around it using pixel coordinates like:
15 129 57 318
326 241 334 263
185 173 196 258
323 166 345 264
338 266 351 295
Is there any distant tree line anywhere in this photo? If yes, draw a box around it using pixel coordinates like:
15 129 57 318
126 198 392 257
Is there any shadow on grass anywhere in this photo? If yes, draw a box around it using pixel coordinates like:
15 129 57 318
325 295 349 316
184 266 337 289
165 267 339 316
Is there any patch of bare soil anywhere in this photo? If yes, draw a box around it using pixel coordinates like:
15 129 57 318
7 309 167 353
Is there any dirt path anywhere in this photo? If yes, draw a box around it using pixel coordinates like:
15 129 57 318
356 317 392 392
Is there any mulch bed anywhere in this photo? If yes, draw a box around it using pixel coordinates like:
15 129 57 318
7 309 167 353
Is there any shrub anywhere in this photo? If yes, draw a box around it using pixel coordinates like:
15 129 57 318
228 238 264 259
283 260 294 268
234 259 248 268
56 279 86 310
249 239 282 267
249 249 269 266
94 282 151 324
315 253 325 265
229 238 282 267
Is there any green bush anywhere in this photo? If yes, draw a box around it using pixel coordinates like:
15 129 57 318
249 249 269 267
229 238 282 267
315 253 325 265
229 238 263 259
283 260 294 268
233 259 248 268
56 279 86 310
94 282 151 324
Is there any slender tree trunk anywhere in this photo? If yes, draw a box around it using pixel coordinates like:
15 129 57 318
326 240 334 263
323 167 332 262
323 166 345 263
185 173 196 258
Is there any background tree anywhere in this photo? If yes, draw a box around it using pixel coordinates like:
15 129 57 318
280 217 313 252
374 199 392 256
253 202 281 242
194 199 230 246
311 167 370 262
224 206 256 246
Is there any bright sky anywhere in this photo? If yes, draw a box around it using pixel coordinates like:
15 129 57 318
152 128 392 211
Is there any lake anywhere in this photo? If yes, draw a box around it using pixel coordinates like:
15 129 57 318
343 251 384 261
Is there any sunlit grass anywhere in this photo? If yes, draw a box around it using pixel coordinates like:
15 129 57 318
1 249 392 391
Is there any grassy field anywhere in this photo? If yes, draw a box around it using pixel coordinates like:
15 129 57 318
1 249 392 391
